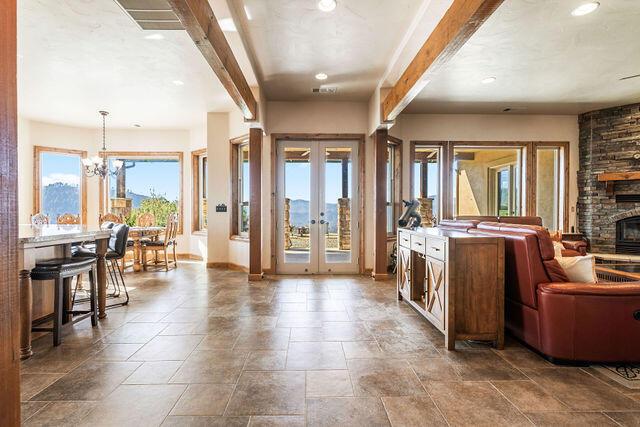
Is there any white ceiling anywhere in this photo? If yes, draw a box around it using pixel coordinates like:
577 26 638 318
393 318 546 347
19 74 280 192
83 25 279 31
18 0 256 129
240 0 424 101
405 0 640 115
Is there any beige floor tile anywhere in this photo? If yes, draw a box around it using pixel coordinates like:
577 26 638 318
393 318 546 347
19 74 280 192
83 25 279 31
124 361 184 384
425 381 530 426
306 370 354 397
342 341 386 359
244 351 287 370
20 401 48 422
130 335 204 361
525 411 618 426
23 401 96 427
79 384 186 426
170 383 235 416
102 322 168 344
306 397 391 427
225 371 305 416
409 358 460 383
162 416 250 426
20 373 62 401
347 359 425 397
285 342 347 370
248 415 305 426
170 350 248 384
94 343 144 361
491 380 567 412
382 395 447 426
444 349 526 381
523 368 640 411
31 361 140 401
234 329 291 350
603 411 640 426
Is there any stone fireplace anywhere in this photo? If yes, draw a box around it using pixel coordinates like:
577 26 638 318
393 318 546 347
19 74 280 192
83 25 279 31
578 102 640 253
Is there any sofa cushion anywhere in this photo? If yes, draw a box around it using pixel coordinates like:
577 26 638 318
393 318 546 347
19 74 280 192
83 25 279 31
556 255 597 284
543 259 570 282
477 222 556 261
499 216 543 226
539 282 640 296
439 219 479 230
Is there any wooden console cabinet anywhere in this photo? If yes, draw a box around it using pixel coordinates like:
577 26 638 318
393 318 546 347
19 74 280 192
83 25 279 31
397 227 505 350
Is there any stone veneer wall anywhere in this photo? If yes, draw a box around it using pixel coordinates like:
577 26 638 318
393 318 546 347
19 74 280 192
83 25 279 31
577 102 640 253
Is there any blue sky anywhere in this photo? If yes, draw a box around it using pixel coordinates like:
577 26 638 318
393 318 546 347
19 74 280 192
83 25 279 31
41 152 81 187
413 162 439 199
108 159 180 201
285 162 352 203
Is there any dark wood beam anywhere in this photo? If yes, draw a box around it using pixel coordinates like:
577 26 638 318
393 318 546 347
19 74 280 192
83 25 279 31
0 0 20 424
373 129 389 280
381 0 504 121
168 0 258 120
248 127 262 280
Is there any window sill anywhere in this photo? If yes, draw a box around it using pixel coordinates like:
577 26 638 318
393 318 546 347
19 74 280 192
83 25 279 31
230 235 249 243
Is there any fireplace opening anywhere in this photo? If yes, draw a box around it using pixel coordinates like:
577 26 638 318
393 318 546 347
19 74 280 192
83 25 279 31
616 216 640 254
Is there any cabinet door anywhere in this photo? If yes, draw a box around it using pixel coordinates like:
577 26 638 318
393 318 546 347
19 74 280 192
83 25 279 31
425 256 446 329
398 246 412 299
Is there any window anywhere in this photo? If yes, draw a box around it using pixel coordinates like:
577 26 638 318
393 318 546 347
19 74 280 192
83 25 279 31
535 144 567 231
453 147 523 217
34 146 87 224
102 152 183 232
230 136 250 237
412 145 440 225
191 148 207 232
386 138 402 235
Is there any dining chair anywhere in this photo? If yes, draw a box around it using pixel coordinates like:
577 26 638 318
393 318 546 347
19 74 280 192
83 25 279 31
99 212 123 224
141 213 178 271
57 213 80 224
30 213 50 226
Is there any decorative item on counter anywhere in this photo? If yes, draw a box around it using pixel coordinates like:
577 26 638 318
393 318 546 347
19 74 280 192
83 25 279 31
398 200 422 230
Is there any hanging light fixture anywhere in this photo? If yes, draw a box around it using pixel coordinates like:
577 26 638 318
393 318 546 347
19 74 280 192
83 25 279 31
82 111 123 179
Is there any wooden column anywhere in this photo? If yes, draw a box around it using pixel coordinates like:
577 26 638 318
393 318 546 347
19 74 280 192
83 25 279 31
248 127 262 281
373 129 389 280
420 161 429 198
0 0 20 424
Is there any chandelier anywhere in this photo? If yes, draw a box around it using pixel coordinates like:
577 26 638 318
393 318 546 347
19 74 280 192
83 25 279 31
82 111 123 179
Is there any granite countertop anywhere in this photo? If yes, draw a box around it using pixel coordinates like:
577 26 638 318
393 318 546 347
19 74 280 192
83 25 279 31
19 224 111 245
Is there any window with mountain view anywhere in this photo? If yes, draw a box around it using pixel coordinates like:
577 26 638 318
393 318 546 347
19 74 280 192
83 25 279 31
106 153 182 231
231 139 249 237
36 147 86 224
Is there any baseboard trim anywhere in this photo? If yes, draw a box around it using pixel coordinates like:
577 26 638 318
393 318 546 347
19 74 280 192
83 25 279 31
372 272 390 281
206 262 249 273
248 273 263 281
177 253 203 261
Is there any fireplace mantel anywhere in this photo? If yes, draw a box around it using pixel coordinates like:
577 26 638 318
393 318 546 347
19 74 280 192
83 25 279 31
597 171 640 195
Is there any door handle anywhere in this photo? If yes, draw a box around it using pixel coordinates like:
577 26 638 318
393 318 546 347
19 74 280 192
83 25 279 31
320 220 326 224
310 220 316 225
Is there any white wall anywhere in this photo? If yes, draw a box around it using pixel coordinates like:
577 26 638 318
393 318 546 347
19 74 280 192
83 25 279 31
18 118 198 251
390 114 580 230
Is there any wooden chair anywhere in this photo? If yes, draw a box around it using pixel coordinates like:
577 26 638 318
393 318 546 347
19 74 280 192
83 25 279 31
57 213 80 225
136 212 156 227
30 213 50 226
141 213 178 271
99 212 123 224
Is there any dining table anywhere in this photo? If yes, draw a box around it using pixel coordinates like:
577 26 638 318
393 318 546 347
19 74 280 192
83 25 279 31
18 224 111 359
128 226 165 271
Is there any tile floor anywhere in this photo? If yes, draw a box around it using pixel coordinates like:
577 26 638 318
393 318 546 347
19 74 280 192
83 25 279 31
20 263 640 426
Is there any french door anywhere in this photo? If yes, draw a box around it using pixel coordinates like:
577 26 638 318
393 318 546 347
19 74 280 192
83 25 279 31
276 140 359 274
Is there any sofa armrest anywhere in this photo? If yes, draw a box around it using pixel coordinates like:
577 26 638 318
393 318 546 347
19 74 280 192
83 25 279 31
539 282 640 296
562 240 587 255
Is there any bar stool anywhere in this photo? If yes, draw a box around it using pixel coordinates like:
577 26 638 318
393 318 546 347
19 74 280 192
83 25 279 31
30 257 98 346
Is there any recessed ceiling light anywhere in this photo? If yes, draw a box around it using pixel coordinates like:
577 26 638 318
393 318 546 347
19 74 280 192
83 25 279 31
218 17 237 32
571 2 600 16
144 33 164 40
133 124 141 128
315 73 328 81
481 76 496 84
172 80 185 86
318 0 337 12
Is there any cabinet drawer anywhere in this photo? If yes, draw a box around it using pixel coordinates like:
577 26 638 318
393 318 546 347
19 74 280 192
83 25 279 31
425 238 446 261
398 230 411 248
410 234 426 255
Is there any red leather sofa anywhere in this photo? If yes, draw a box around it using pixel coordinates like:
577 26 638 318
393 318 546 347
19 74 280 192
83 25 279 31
438 219 640 363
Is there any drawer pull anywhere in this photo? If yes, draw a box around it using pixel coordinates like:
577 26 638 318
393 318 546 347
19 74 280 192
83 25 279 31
431 247 440 251
415 242 423 246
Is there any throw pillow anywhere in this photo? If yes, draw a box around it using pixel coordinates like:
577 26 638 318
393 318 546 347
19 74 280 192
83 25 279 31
555 255 598 284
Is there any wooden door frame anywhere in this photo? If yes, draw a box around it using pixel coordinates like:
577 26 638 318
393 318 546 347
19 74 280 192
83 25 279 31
270 133 366 275
410 140 570 230
1 0 20 423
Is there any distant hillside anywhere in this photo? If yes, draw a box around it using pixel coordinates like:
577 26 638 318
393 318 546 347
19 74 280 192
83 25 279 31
289 199 339 233
126 190 150 208
42 182 79 220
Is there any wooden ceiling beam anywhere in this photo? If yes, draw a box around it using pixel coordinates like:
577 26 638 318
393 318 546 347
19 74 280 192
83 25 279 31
167 0 258 120
381 0 504 122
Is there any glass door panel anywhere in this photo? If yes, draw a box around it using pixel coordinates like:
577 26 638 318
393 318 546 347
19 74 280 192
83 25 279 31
320 146 354 272
282 145 314 269
536 147 563 230
413 146 440 225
